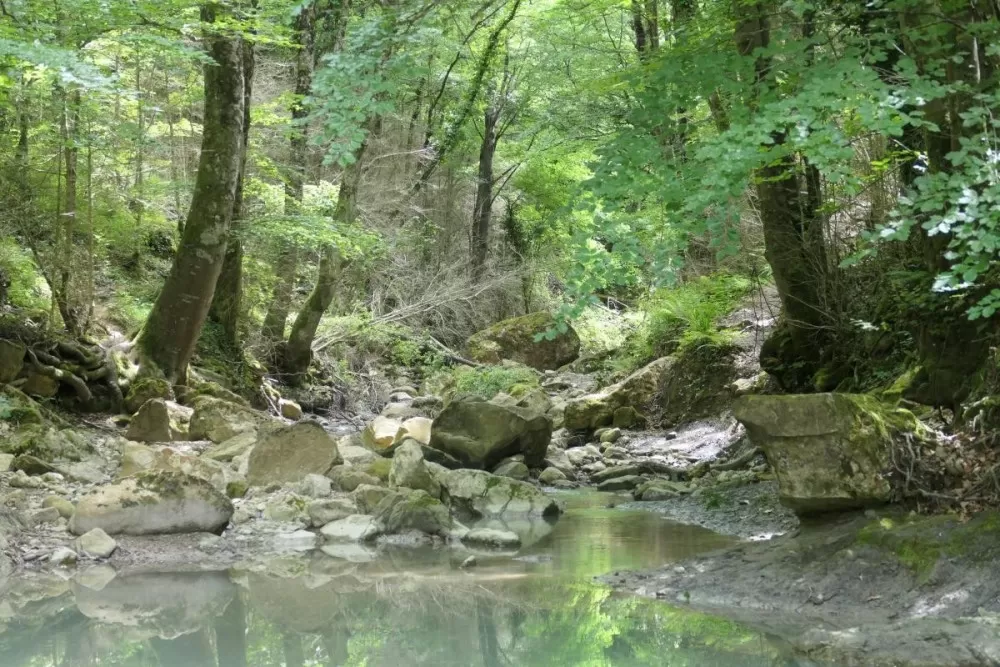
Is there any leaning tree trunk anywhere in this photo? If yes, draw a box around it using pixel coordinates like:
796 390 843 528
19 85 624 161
209 37 255 349
262 6 314 344
134 5 246 384
470 101 499 278
281 142 366 380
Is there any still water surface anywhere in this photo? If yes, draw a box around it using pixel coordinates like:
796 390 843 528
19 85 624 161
0 492 802 666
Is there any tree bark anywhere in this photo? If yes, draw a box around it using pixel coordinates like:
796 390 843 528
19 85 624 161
470 100 499 277
134 4 246 384
262 5 314 343
55 89 85 336
209 35 255 349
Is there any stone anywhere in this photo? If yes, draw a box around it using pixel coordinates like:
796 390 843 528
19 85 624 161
352 484 394 514
13 454 57 476
566 446 600 467
419 445 462 469
600 428 622 444
395 416 432 445
373 489 451 536
363 457 392 481
21 372 59 398
119 441 158 477
28 507 61 526
493 460 530 481
339 442 379 467
467 311 581 370
125 399 193 443
145 447 237 493
226 480 248 498
273 530 318 551
0 339 25 383
591 464 644 483
582 461 607 474
328 467 382 493
75 528 118 559
462 528 521 550
381 403 422 420
0 454 13 472
188 396 264 443
69 471 233 536
362 416 403 454
247 422 342 486
319 515 383 542
295 473 332 498
596 475 644 492
307 498 357 527
613 406 647 429
564 357 673 430
388 439 439 496
8 470 44 488
43 495 75 519
429 396 552 470
124 378 174 414
538 467 568 484
439 469 561 519
734 393 917 515
544 445 576 480
279 399 303 420
634 480 690 501
50 547 78 567
264 496 308 523
202 431 258 462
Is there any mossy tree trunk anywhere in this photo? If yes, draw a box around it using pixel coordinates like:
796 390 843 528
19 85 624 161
134 4 247 384
262 5 314 344
209 36 255 350
470 91 499 278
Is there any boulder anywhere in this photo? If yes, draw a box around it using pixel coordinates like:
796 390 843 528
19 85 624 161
353 484 394 513
329 466 382 493
121 446 235 493
0 339 25 383
295 473 332 498
362 416 403 455
493 460 529 481
74 528 118 559
596 475 644 492
119 441 157 477
734 393 919 515
12 454 56 476
279 399 303 420
338 442 379 467
247 422 342 486
491 387 553 416
538 467 568 484
438 469 561 519
374 489 451 536
462 528 521 550
188 397 264 443
544 445 576 480
21 372 58 398
124 377 174 414
43 495 75 519
202 431 257 462
395 416 432 446
429 397 552 470
125 399 193 443
319 515 383 542
564 357 673 430
389 439 439 496
467 311 580 370
307 498 357 528
633 479 689 501
70 471 233 536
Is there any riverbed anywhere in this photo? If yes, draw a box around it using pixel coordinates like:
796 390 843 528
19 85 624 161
0 492 811 666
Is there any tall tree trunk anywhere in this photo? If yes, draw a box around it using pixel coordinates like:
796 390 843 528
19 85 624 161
262 5 314 344
282 136 366 380
470 100 499 277
134 4 246 384
56 88 84 336
209 35 255 349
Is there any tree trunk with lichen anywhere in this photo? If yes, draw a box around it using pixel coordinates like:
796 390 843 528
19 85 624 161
134 5 246 384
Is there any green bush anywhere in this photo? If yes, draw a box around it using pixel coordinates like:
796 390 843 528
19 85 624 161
0 238 48 310
450 365 539 400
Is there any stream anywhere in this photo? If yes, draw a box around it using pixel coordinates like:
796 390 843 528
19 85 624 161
0 492 817 666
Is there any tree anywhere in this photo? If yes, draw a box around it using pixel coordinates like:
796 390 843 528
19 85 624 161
134 3 249 384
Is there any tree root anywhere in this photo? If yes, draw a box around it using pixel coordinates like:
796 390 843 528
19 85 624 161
26 349 93 404
711 446 763 472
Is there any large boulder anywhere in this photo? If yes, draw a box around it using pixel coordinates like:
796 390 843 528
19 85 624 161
429 397 552 470
188 397 265 444
247 422 342 486
564 357 673 430
69 470 233 536
125 399 193 443
734 393 924 515
0 339 25 383
467 311 581 370
389 439 439 496
373 489 452 536
202 431 257 462
438 469 561 519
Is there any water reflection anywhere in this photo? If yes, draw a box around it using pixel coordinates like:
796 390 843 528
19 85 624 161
0 493 802 666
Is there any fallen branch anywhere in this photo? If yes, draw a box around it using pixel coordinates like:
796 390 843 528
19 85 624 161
428 336 482 368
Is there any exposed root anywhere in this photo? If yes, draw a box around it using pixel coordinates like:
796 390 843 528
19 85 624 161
711 446 762 472
25 349 93 404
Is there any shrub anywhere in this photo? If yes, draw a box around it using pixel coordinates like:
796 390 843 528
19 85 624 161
449 365 540 400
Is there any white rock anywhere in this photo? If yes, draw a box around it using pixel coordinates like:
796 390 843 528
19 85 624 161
75 528 117 559
279 399 303 420
296 473 332 498
462 528 522 550
395 417 432 446
319 515 383 542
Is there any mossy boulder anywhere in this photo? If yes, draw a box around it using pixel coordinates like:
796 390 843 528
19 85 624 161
0 340 25 383
467 311 581 370
373 489 452 536
438 468 561 519
564 357 673 430
188 396 267 444
657 342 738 426
125 399 193 443
70 470 233 536
389 439 439 496
247 422 342 486
429 396 552 470
124 378 174 414
0 386 44 426
734 393 926 515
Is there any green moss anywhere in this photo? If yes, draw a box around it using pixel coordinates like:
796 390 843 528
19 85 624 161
226 480 249 498
364 458 392 482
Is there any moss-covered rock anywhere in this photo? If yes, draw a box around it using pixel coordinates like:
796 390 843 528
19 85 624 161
564 357 673 430
125 399 193 443
247 422 342 486
657 342 739 426
0 339 25 383
734 393 927 515
429 396 552 469
438 468 561 519
124 378 174 414
0 385 44 426
467 311 581 370
188 396 267 444
373 489 452 536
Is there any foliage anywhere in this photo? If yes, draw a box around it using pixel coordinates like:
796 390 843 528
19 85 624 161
447 364 539 400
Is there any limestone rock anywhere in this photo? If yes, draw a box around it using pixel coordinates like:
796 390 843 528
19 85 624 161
43 495 75 519
307 498 356 527
467 311 581 370
734 393 918 515
119 441 157 477
544 445 576 480
339 441 379 467
429 396 552 470
126 399 193 443
373 489 451 536
319 515 383 542
388 439 439 496
353 484 394 514
564 357 673 430
188 397 264 444
21 372 58 398
395 416 432 446
279 399 303 420
493 460 529 481
0 339 25 383
439 469 561 519
202 431 257 462
124 377 174 414
295 473 332 498
329 466 382 493
362 416 403 455
538 467 568 484
462 528 521 550
50 547 78 567
75 528 118 559
247 422 341 486
70 470 233 536
596 475 644 492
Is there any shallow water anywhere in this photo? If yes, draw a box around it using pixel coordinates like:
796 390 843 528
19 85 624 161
0 492 803 666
